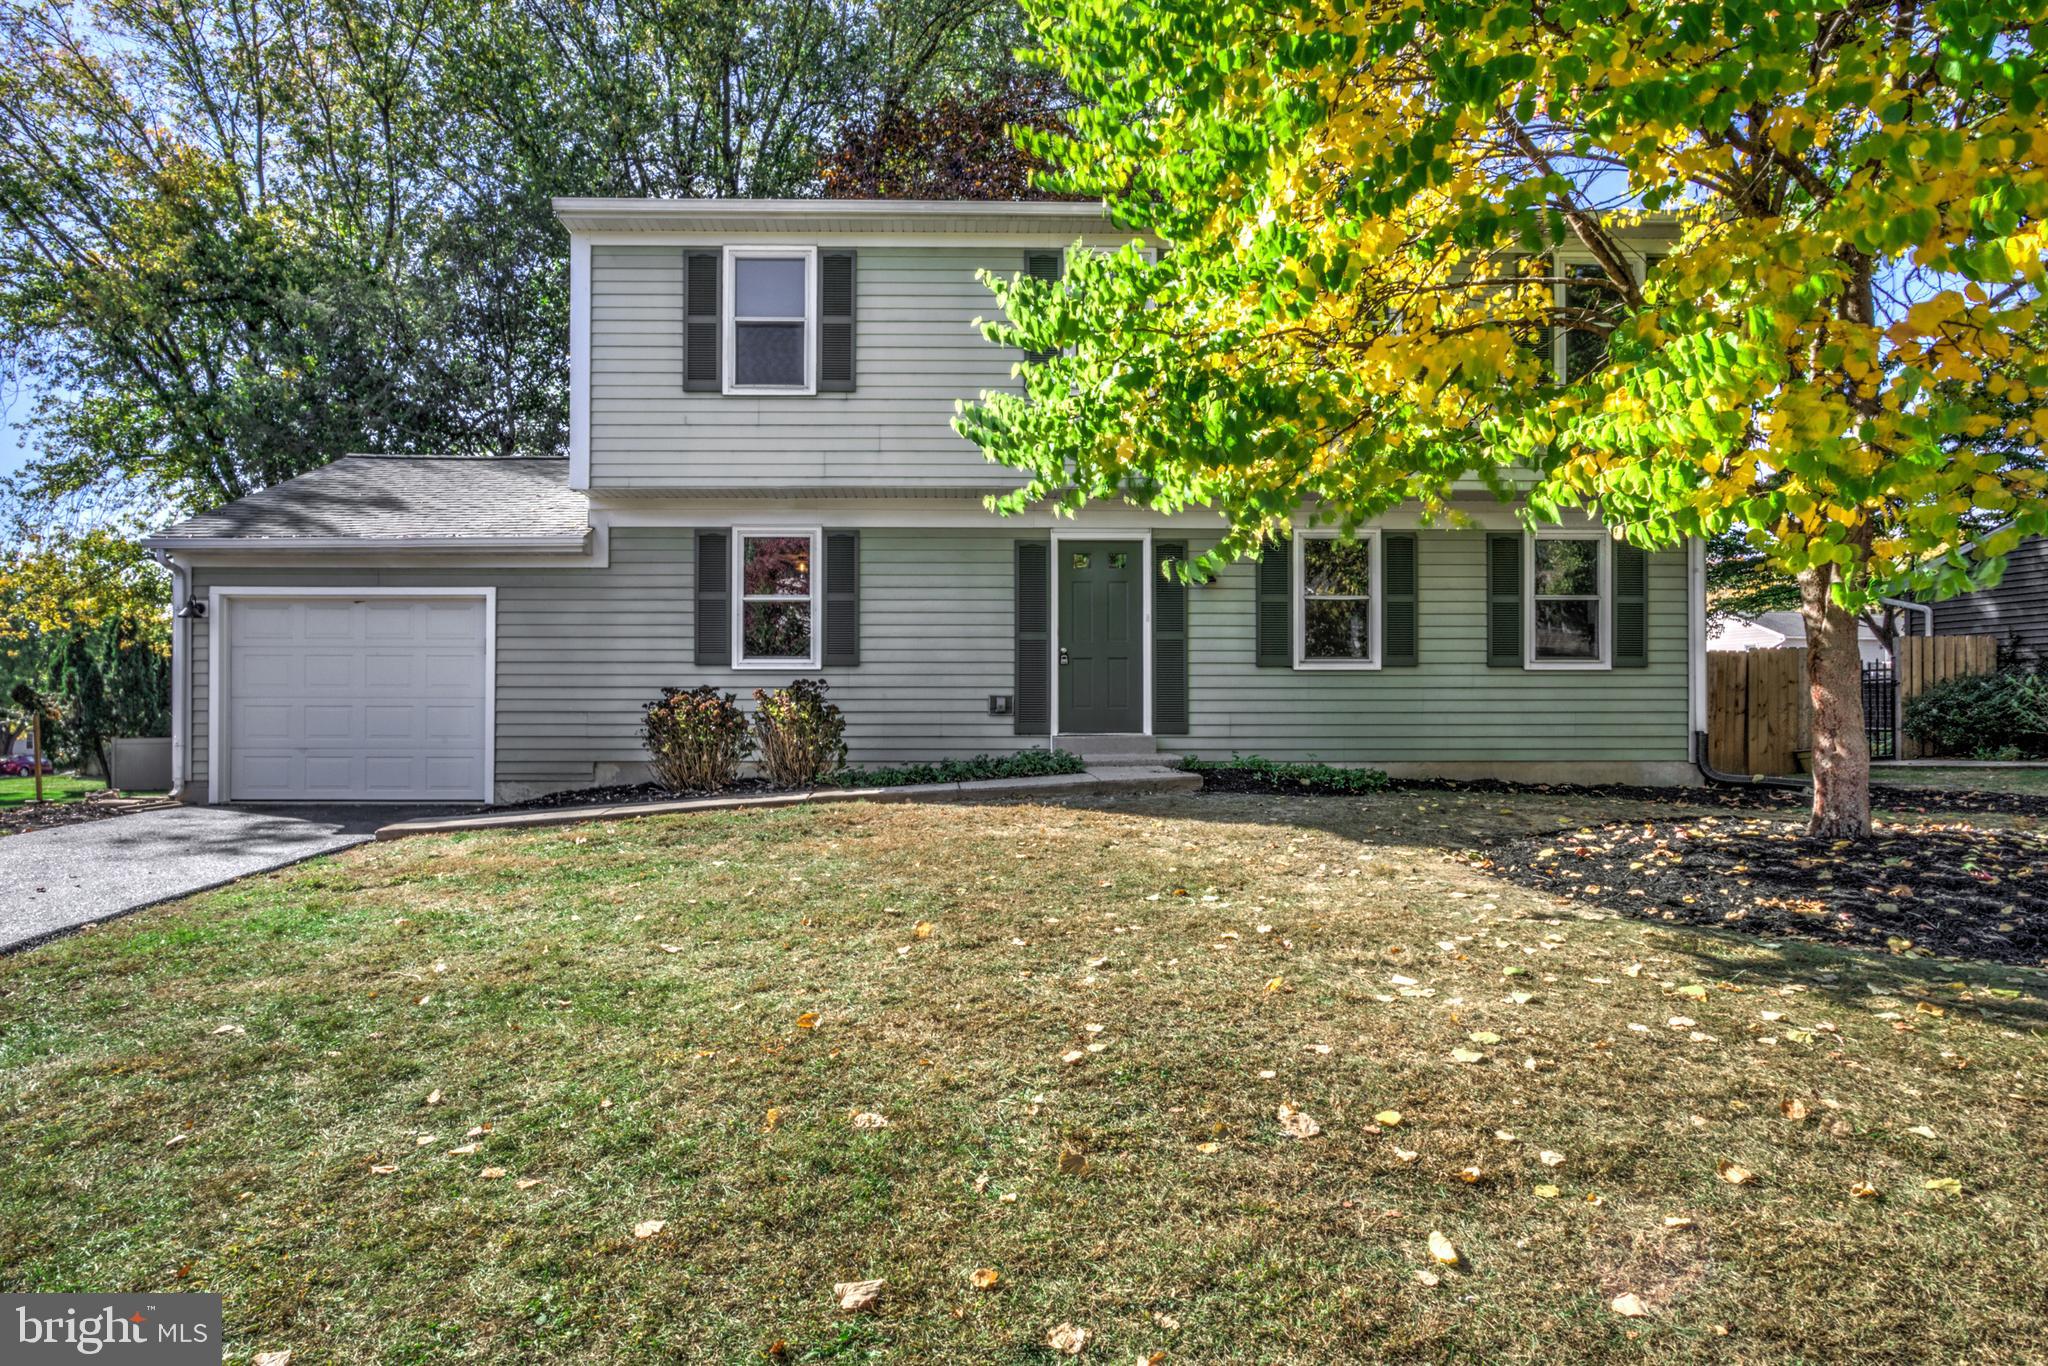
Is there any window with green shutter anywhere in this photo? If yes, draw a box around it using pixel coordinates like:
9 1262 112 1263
1255 535 1292 666
1485 533 1522 667
1382 532 1418 667
1612 541 1649 668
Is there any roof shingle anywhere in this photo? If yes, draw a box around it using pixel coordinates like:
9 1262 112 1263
146 457 588 545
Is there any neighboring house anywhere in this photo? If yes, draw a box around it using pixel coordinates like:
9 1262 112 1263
144 199 1706 804
1708 610 1890 666
1929 533 2048 660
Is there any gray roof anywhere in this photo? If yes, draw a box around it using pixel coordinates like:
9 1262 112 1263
551 196 1123 238
146 457 588 547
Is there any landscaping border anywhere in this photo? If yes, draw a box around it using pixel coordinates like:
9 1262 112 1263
372 765 1200 840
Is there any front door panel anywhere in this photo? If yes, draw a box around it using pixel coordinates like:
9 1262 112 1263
1058 541 1144 733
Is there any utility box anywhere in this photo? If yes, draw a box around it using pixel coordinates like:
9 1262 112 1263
107 737 173 793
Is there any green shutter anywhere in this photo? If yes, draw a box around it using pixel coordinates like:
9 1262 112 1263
1255 535 1292 667
1023 250 1062 364
695 529 730 665
1153 541 1189 735
684 252 720 392
1486 533 1523 667
823 530 859 666
1612 541 1649 668
1014 539 1050 734
819 251 856 392
1382 532 1418 667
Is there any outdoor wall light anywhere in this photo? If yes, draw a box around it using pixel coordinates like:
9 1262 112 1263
174 596 207 619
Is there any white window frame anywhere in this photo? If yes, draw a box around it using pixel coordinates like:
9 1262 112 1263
1525 529 1611 671
1293 528 1382 671
722 245 817 395
731 526 823 669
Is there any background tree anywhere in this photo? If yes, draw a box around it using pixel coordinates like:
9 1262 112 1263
822 68 1071 199
0 0 1028 520
959 0 2048 837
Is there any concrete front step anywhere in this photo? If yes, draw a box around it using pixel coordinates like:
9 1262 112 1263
1061 733 1163 767
374 764 1201 841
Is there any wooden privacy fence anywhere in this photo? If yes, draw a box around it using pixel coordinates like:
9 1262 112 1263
1707 635 1996 775
1898 633 1998 758
1707 648 1810 776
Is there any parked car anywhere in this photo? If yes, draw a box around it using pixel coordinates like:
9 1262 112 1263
0 754 53 776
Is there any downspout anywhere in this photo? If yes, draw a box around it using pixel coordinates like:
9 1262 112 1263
157 550 190 801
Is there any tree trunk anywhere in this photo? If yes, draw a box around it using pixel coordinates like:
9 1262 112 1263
1800 565 1871 838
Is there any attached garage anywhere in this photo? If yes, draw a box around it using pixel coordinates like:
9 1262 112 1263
209 589 495 803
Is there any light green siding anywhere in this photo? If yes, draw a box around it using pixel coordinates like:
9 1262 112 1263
185 526 1692 801
590 245 1032 490
1185 533 1691 763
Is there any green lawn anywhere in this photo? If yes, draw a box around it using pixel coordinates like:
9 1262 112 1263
1874 763 2048 797
2 792 2044 1362
0 775 104 809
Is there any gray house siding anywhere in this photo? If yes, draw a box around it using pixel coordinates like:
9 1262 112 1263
185 525 1692 801
185 527 1030 802
590 245 1033 490
1932 534 2048 658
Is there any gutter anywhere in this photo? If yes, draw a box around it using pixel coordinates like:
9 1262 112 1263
138 533 591 553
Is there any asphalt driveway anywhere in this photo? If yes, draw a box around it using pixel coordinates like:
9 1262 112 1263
0 804 454 952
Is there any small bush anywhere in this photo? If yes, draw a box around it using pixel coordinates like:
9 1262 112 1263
1903 670 2048 758
751 678 848 787
1181 754 1392 793
642 686 751 792
827 748 1085 788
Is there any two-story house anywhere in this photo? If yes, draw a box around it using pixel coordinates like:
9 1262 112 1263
144 198 1706 804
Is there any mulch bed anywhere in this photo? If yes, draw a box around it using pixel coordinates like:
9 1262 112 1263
485 779 785 812
1196 769 2048 821
0 794 176 838
1470 814 2048 968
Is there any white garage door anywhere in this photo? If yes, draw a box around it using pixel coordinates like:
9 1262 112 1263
222 595 490 802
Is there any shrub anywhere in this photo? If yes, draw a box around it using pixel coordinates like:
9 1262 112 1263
1180 754 1392 793
826 748 1085 788
642 686 751 792
1902 669 2048 758
751 678 848 787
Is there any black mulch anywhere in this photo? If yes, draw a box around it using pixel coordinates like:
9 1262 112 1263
1469 815 2048 967
484 779 785 812
1196 769 2048 821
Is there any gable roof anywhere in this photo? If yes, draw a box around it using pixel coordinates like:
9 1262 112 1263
144 457 588 550
551 197 1122 238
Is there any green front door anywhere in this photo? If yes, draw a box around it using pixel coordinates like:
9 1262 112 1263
1058 541 1144 733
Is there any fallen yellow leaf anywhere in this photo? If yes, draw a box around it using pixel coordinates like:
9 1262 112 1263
1611 1293 1650 1318
632 1219 666 1239
1375 1110 1403 1127
971 1267 1000 1290
1716 1160 1757 1186
795 1012 821 1030
1427 1230 1459 1265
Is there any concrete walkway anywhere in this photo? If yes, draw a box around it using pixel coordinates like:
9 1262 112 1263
0 804 454 952
375 765 1200 840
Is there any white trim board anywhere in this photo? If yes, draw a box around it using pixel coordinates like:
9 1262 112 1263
1292 528 1383 671
569 235 592 490
729 526 825 670
1049 529 1153 738
206 587 498 805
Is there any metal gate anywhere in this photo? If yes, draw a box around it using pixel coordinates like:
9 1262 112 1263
1862 662 1897 760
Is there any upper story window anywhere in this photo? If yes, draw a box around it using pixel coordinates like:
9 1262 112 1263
724 247 816 394
733 528 820 667
1527 530 1609 668
1295 530 1380 669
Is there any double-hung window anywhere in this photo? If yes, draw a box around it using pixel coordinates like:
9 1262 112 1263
724 247 816 394
1527 531 1608 668
1294 530 1380 669
733 529 821 667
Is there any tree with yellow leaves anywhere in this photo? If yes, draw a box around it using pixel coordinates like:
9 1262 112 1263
959 0 2048 836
